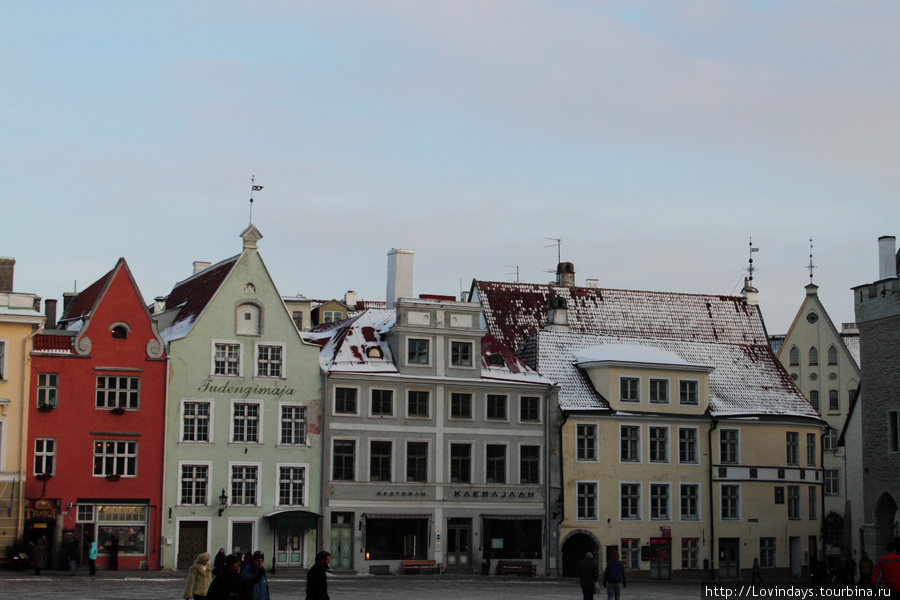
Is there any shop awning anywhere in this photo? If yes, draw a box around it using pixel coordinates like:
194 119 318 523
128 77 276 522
363 514 430 520
480 515 543 520
262 510 322 530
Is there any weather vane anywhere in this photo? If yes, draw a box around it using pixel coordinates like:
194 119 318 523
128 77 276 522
747 237 759 285
249 175 263 224
806 237 817 283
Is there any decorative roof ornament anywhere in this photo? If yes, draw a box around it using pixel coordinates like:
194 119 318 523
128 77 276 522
807 237 817 283
747 237 759 287
248 175 263 225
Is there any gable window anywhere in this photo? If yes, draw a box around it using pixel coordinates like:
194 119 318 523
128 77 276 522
807 433 816 467
786 432 799 466
371 389 393 416
679 380 699 405
486 394 507 420
213 342 241 376
230 464 259 506
111 325 128 339
407 441 428 483
486 444 506 483
256 344 283 378
407 390 430 418
280 405 307 445
93 440 137 477
332 440 356 481
34 438 55 475
620 483 641 520
649 379 669 403
828 390 839 412
620 377 640 402
679 428 699 464
179 464 209 505
809 347 818 366
450 393 472 419
232 403 260 443
408 338 429 365
721 484 740 520
334 387 358 415
323 311 342 324
278 466 306 506
520 445 540 484
370 441 392 482
96 376 140 410
650 483 671 520
720 429 739 464
450 443 471 483
577 424 598 462
789 346 800 366
827 346 838 365
236 303 261 336
37 373 59 408
649 427 669 463
577 482 598 520
451 341 473 367
520 396 541 422
621 425 640 462
182 401 211 443
680 483 699 521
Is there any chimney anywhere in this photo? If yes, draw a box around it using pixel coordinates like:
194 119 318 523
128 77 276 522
344 290 357 310
193 261 212 275
585 279 599 289
154 296 167 314
878 236 897 280
556 262 575 287
386 249 414 308
0 257 14 292
546 297 570 331
62 292 79 315
45 299 57 329
742 277 759 306
460 291 470 302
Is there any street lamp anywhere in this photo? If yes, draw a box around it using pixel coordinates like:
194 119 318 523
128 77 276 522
218 489 228 517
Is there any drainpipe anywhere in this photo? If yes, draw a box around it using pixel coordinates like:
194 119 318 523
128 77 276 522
708 419 719 580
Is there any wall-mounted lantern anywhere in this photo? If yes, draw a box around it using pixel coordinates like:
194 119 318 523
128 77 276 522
218 489 228 517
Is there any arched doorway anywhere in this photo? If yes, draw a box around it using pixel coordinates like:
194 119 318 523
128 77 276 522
561 530 599 577
873 493 898 556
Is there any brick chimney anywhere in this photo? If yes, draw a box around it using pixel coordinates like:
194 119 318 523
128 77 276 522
0 257 14 292
556 262 575 287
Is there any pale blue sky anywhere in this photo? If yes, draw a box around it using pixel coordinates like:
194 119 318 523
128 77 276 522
3 1 899 334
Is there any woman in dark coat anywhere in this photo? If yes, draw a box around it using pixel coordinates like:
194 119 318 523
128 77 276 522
578 551 600 600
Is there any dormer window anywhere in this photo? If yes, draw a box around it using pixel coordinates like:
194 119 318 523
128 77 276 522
488 354 505 366
366 346 384 359
236 303 261 336
620 377 640 402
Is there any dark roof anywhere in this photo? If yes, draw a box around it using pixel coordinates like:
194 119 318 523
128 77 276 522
161 256 239 337
59 266 116 323
32 332 75 353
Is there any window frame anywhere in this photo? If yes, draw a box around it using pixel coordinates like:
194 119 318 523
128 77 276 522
620 424 640 463
212 340 243 377
334 386 359 416
649 426 669 464
679 379 699 406
278 403 308 446
786 432 800 466
824 469 839 495
760 538 776 568
450 340 474 368
720 483 741 520
92 440 138 478
808 485 817 520
678 427 700 464
719 429 740 464
619 376 640 403
332 438 357 482
406 389 431 419
450 442 472 483
406 440 429 483
486 394 508 421
229 462 261 507
828 390 839 413
650 482 671 520
181 399 213 443
370 389 395 418
33 437 56 476
255 342 285 378
276 463 308 507
449 392 473 420
231 401 263 444
519 444 541 485
407 338 431 366
369 439 394 482
680 482 701 521
95 375 141 410
806 433 816 467
236 302 262 336
649 378 669 404
519 396 541 423
485 443 507 484
682 538 700 569
787 485 801 520
577 423 598 462
178 461 211 506
37 372 59 408
789 346 800 366
620 482 642 521
577 481 599 521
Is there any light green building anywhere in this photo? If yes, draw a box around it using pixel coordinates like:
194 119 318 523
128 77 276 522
156 226 322 570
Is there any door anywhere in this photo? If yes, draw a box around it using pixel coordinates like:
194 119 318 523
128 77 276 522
276 528 304 566
791 537 802 579
178 522 208 570
231 522 254 557
446 518 472 574
649 538 671 579
330 512 353 570
719 538 740 579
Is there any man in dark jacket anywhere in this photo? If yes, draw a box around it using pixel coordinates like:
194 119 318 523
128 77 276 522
208 554 248 600
306 550 331 600
578 551 600 600
241 551 270 600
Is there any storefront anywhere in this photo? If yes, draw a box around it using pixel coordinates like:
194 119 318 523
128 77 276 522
264 510 321 568
76 502 152 569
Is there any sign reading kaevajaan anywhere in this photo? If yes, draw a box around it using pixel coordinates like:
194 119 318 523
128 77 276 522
197 379 296 399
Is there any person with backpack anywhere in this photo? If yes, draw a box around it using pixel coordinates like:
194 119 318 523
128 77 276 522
603 548 627 600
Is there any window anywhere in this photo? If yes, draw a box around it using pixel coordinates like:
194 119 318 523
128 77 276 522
280 405 307 445
230 465 258 506
236 303 261 335
890 413 900 453
827 346 838 365
810 390 820 412
682 538 699 569
787 485 801 519
577 424 598 462
180 464 208 505
95 376 140 410
824 470 839 495
213 342 241 376
450 341 473 367
621 483 641 520
486 394 507 420
0 341 5 380
232 403 260 443
824 427 837 451
807 433 816 467
789 346 799 366
292 311 303 330
333 440 356 481
450 393 472 419
786 432 799 465
680 483 700 521
621 426 640 462
824 514 843 546
37 373 59 408
650 483 670 520
577 482 598 520
721 484 740 520
34 438 55 475
93 440 137 477
256 344 283 377
520 445 540 484
183 401 211 442
407 441 428 482
679 428 699 464
720 429 739 464
520 396 541 422
760 538 776 568
808 486 817 520
679 380 699 405
649 427 669 463
407 390 430 418
335 387 358 414
450 443 471 483
809 347 818 366
828 390 839 412
371 389 393 416
621 539 639 570
278 466 306 506
323 311 342 324
408 338 429 364
649 379 669 403
774 487 785 504
370 441 392 482
486 444 506 483
620 377 640 402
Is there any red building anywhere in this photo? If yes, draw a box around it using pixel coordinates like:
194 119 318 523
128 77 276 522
25 258 167 570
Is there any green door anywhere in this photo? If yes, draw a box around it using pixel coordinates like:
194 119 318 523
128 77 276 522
330 513 353 570
276 528 304 566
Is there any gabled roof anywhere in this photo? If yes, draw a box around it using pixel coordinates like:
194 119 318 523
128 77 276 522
472 281 767 353
158 255 239 342
59 266 116 325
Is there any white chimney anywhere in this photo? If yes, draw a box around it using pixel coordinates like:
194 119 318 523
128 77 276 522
386 249 414 308
344 290 357 310
878 236 897 280
193 261 212 275
546 297 570 331
154 296 167 314
585 279 599 289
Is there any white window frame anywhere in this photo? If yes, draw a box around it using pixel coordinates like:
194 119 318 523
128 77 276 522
92 440 138 478
679 379 700 405
484 443 508 484
824 469 839 495
278 402 307 447
649 378 670 404
650 482 671 521
823 427 838 452
576 423 598 462
619 376 640 402
236 302 261 336
322 310 342 324
231 400 263 444
180 399 213 443
212 340 243 377
449 340 475 368
369 388 395 418
678 427 700 464
620 481 642 521
680 482 702 521
368 438 395 483
719 429 740 464
95 375 141 410
228 462 262 507
333 386 360 416
275 462 309 507
720 483 741 521
576 480 599 521
255 342 285 378
34 437 56 476
620 424 641 463
178 461 212 506
37 372 59 408
649 426 670 464
518 443 542 485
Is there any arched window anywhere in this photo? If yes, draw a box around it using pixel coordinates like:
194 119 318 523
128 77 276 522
789 347 800 366
809 347 818 366
827 346 838 365
236 303 261 336
109 322 131 339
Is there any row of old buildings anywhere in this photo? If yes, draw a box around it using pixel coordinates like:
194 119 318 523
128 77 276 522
1 227 897 582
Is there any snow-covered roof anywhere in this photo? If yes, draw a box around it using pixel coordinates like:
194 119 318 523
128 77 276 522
157 255 239 342
573 343 706 369
841 332 861 368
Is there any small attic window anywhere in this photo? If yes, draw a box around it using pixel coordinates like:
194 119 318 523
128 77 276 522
488 354 505 366
109 322 131 339
366 346 384 359
236 303 261 336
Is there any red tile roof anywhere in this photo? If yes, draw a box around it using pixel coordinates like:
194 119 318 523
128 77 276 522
32 333 75 353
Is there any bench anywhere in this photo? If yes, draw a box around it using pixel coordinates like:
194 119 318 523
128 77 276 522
401 559 442 574
497 560 536 577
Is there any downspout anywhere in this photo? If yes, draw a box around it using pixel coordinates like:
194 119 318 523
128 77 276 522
18 323 42 544
708 418 719 580
555 405 568 577
159 353 171 569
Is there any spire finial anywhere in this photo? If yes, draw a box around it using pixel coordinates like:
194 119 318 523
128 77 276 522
249 175 263 224
807 237 817 283
747 237 759 285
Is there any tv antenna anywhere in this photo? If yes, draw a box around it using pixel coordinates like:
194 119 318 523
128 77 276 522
506 265 520 283
545 237 562 273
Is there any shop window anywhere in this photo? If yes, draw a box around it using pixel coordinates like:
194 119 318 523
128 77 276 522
365 517 428 560
483 518 542 559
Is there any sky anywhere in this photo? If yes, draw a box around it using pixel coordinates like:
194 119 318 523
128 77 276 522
3 1 899 336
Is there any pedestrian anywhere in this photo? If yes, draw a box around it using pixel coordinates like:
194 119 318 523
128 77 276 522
306 550 331 600
32 536 46 576
241 551 270 600
860 552 874 588
213 547 227 576
108 533 119 570
577 551 600 600
207 554 248 600
67 534 79 576
871 542 900 591
752 557 764 583
185 552 213 600
846 556 857 585
603 548 627 600
88 540 98 575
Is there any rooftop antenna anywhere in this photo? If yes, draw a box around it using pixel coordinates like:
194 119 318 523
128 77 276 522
249 175 263 224
747 237 759 286
506 265 520 283
544 237 562 275
806 237 817 283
